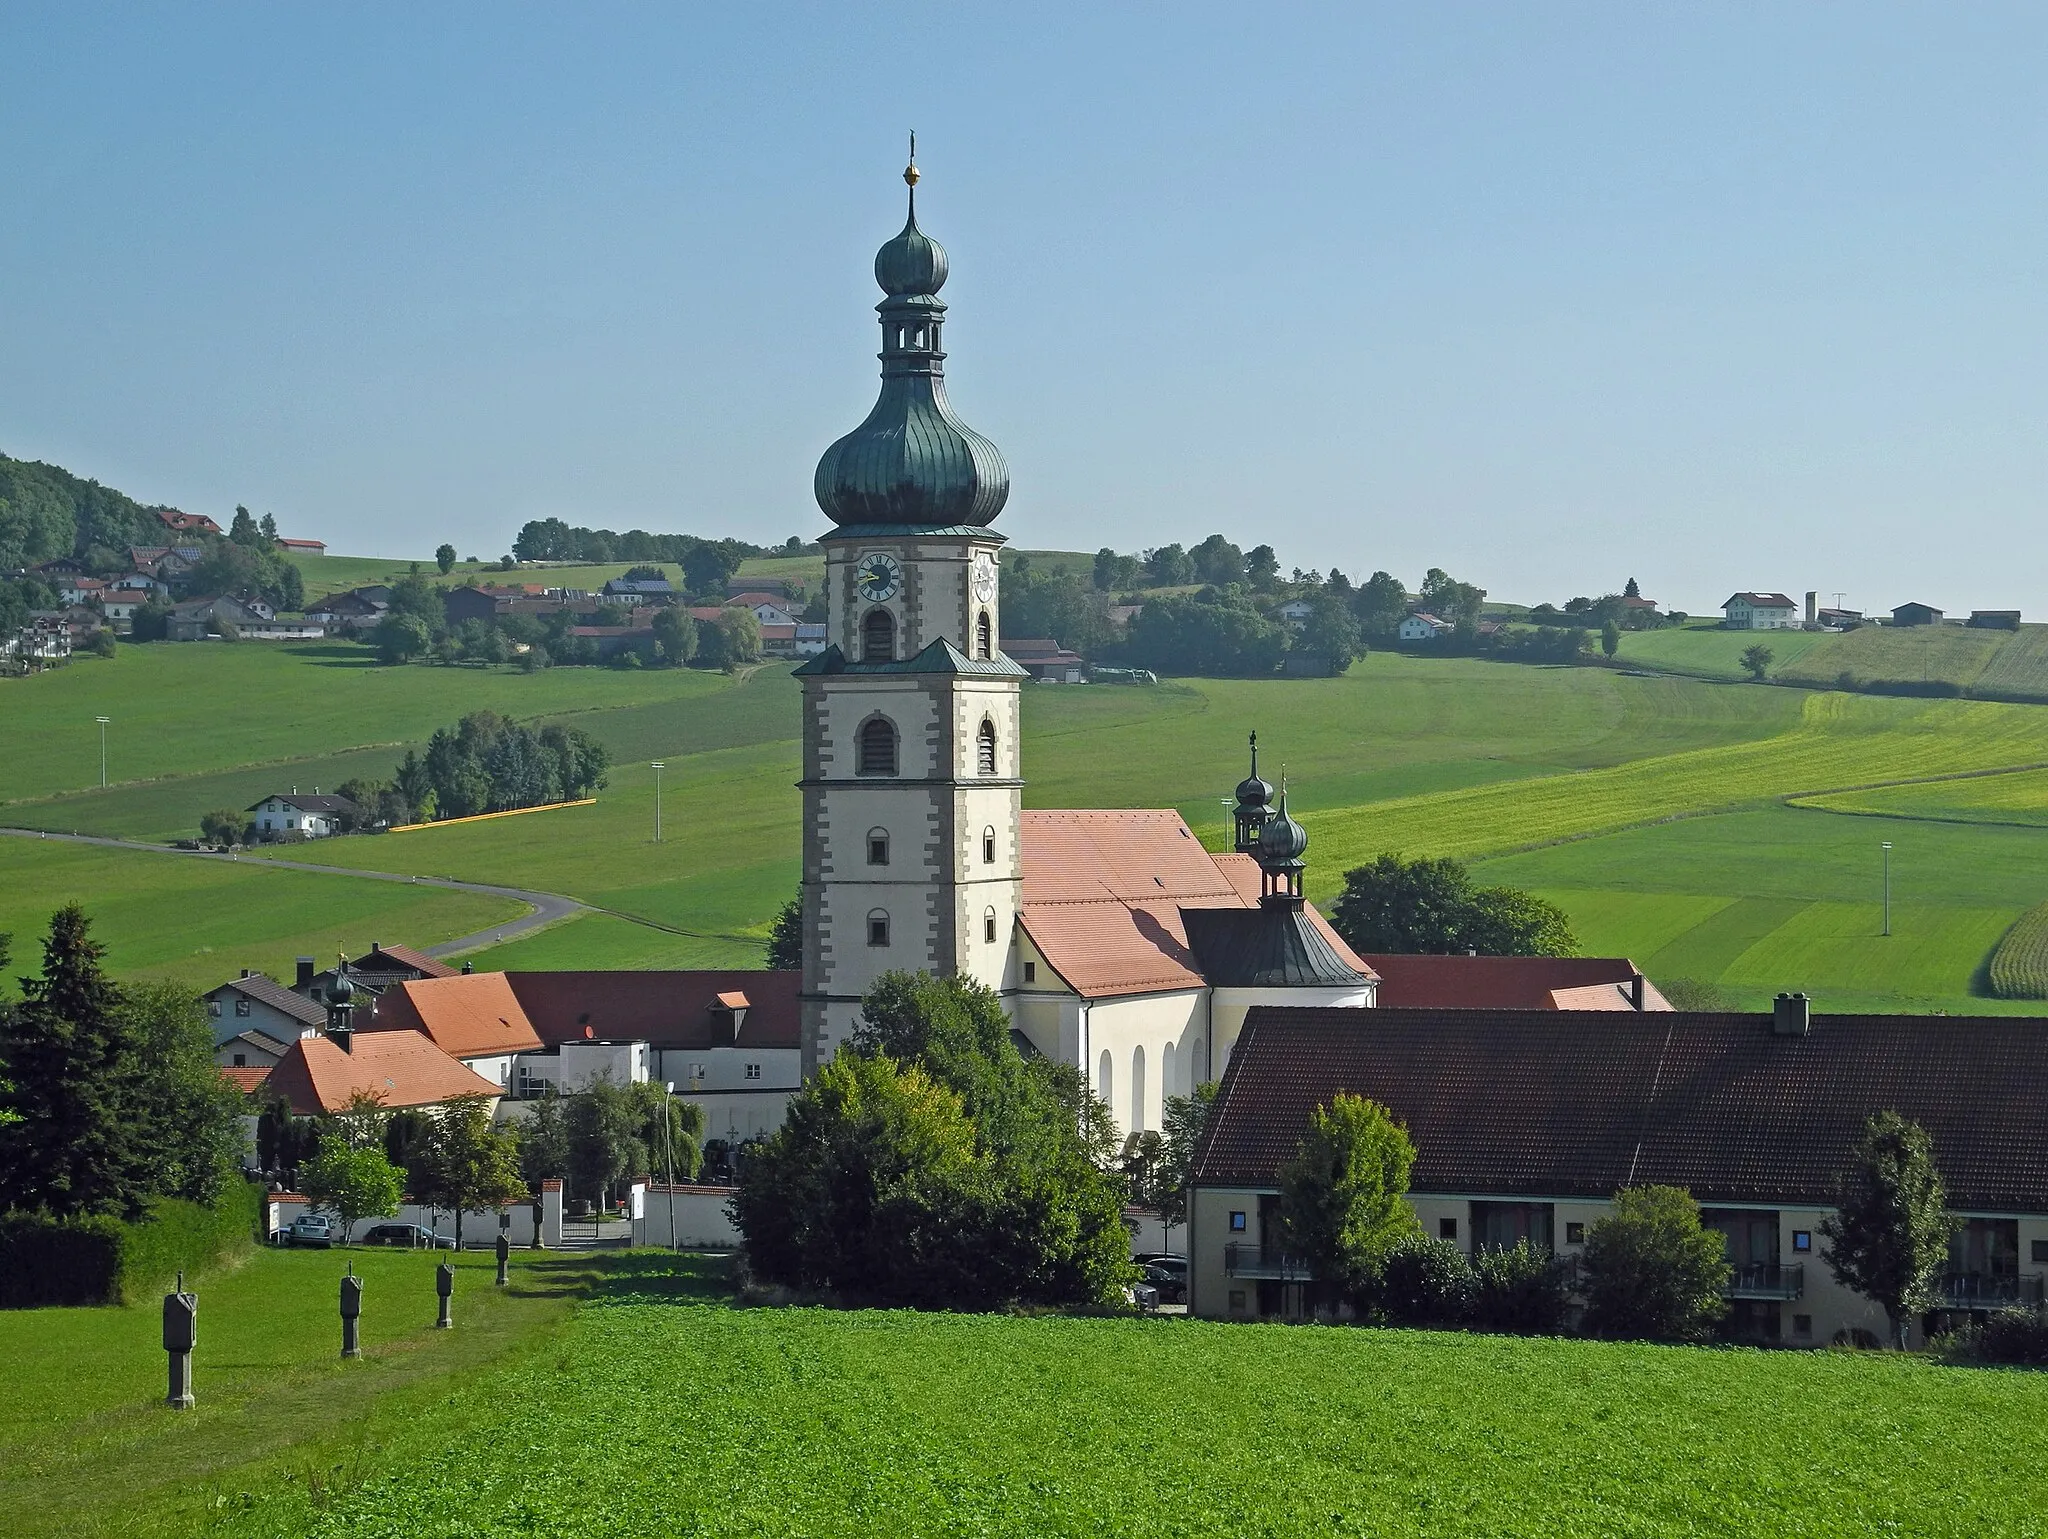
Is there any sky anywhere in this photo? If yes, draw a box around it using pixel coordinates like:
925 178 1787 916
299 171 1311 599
1 3 2044 616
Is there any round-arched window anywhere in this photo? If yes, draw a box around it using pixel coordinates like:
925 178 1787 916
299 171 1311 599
857 717 898 777
862 607 895 662
982 826 996 864
867 828 890 866
977 718 997 776
866 909 890 947
983 906 998 945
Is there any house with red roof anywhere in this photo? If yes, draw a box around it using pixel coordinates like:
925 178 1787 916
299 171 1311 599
1187 998 2048 1346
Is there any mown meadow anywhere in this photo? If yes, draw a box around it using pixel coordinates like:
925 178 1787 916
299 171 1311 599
9 635 2048 1011
109 1254 2044 1539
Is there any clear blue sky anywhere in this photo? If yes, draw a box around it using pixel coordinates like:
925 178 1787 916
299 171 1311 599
2 4 2043 615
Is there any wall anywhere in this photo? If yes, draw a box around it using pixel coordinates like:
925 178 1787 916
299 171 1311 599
1082 990 1207 1140
629 1185 743 1249
267 1195 539 1248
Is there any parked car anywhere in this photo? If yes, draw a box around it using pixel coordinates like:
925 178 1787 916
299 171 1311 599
285 1215 335 1248
1127 1279 1160 1310
1142 1259 1187 1304
361 1223 455 1250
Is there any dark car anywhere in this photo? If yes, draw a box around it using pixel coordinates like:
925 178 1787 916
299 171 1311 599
361 1223 455 1250
1141 1260 1187 1304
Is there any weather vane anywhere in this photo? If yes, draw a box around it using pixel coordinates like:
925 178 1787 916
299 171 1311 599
904 130 919 188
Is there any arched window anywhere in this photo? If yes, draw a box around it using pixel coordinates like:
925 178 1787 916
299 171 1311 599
867 909 890 947
977 718 997 776
982 826 996 864
856 717 898 777
976 610 992 659
1161 1041 1177 1101
1131 1045 1147 1135
862 607 895 662
866 828 890 866
983 906 997 945
1098 1050 1113 1120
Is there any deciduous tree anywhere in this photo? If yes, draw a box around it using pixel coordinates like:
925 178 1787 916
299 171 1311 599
1331 854 1579 957
1741 644 1774 681
1820 1112 1956 1347
414 1094 528 1247
1580 1185 1730 1340
300 1135 404 1243
1275 1093 1419 1299
435 543 457 575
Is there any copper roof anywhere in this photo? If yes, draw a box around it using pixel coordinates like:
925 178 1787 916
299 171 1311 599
1017 812 1370 999
265 1031 500 1116
1194 1007 2048 1212
1362 955 1670 1011
364 973 543 1057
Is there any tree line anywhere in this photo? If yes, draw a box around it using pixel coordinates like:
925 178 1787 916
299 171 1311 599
509 519 779 575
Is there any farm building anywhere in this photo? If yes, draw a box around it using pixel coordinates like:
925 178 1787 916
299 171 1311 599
1722 593 1800 629
274 536 326 554
1187 999 2048 1347
1003 637 1088 681
249 792 359 839
1969 610 2022 630
1891 602 1945 627
1397 613 1453 642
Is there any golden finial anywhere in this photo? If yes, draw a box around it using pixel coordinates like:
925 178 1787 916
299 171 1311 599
904 130 920 188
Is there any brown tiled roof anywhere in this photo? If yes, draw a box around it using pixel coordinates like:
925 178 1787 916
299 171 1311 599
1193 1007 2048 1212
219 1065 274 1095
506 971 799 1050
1017 812 1368 998
265 1031 500 1115
1362 955 1669 1012
364 973 542 1057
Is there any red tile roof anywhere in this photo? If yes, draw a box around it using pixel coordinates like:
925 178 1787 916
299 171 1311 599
364 973 542 1057
265 1031 501 1115
1017 812 1369 998
1194 1007 2048 1212
219 1065 274 1095
1361 955 1669 1011
366 943 458 979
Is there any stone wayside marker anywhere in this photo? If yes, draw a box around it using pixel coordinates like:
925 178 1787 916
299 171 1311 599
340 1264 364 1359
435 1261 455 1329
495 1232 510 1287
162 1272 197 1410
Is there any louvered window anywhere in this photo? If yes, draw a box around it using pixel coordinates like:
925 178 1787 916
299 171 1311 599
977 719 997 776
862 608 895 662
857 718 898 777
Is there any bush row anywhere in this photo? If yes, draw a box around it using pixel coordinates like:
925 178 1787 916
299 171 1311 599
1989 901 2048 1000
0 1181 261 1308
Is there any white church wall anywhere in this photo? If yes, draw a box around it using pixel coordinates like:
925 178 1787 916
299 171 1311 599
1082 990 1206 1141
1209 984 1375 1077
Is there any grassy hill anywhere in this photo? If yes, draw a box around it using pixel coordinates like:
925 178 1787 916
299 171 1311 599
10 638 2048 1012
6 1250 2037 1539
1617 619 2048 702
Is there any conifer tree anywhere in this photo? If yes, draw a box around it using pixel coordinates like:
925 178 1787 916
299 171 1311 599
0 906 150 1218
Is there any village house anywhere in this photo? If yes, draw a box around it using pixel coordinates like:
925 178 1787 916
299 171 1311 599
249 792 359 839
727 591 802 626
292 945 458 1006
1722 592 1800 630
1397 613 1453 642
1187 998 2048 1347
1362 954 1671 1011
154 508 223 538
204 970 328 1056
1002 637 1088 682
263 1029 503 1118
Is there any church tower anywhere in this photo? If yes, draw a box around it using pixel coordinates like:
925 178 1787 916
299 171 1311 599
795 144 1028 1076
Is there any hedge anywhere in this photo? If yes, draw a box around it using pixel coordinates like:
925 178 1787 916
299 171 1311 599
0 1181 262 1308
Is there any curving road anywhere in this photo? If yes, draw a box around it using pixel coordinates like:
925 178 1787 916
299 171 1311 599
0 826 586 957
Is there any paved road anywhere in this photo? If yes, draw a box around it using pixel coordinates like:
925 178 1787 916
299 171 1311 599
0 826 585 956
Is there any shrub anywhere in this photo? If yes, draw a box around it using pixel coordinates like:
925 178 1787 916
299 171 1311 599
1579 1186 1730 1341
0 1181 260 1308
1470 1241 1571 1334
1946 1308 2048 1368
1377 1234 1475 1326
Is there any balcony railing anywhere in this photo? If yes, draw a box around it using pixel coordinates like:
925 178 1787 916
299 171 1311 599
1726 1262 1804 1301
1931 1271 2047 1310
1223 1242 1313 1282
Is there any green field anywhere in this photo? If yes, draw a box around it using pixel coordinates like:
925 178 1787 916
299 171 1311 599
1615 621 1829 680
1615 619 2048 701
11 639 2048 1011
14 1251 2038 1539
283 548 831 602
0 1244 600 1539
0 838 526 993
1776 623 2010 693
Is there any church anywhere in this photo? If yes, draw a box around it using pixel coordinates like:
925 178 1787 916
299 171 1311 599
792 149 1377 1139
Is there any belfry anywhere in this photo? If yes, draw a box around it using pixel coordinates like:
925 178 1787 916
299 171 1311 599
795 140 1028 1074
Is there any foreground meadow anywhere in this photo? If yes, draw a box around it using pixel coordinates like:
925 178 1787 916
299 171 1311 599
136 1255 2046 1539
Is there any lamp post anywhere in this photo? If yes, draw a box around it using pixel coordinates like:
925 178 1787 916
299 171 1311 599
663 1080 679 1253
651 762 665 844
1881 841 1893 937
95 716 110 788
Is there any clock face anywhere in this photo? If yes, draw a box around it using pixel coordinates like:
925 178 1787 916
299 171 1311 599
855 552 902 603
970 551 998 602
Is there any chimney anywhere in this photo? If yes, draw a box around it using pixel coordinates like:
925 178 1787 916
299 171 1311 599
1629 973 1645 1011
1805 591 1817 624
295 957 315 989
1772 992 1810 1036
241 968 253 980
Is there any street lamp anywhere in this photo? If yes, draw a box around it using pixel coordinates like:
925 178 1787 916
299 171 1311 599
650 762 665 843
662 1081 679 1253
1881 842 1893 937
95 716 110 789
